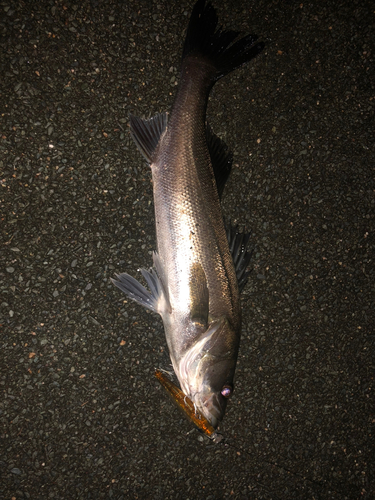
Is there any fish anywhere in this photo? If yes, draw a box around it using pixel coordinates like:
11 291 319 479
112 0 264 432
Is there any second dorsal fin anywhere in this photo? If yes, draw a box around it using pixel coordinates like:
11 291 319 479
206 125 233 199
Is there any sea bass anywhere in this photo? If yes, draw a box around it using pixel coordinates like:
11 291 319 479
112 0 264 431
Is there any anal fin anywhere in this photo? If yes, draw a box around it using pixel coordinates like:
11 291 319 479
130 112 168 163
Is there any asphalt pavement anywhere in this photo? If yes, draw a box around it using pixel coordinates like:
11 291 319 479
1 0 374 498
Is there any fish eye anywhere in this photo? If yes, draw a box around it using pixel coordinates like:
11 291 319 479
221 385 233 398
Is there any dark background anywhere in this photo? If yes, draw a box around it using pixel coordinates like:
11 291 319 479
1 0 374 498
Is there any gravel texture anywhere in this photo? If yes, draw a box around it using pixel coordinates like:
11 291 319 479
1 0 374 499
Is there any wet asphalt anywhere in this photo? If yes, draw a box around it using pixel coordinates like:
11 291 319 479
1 0 374 498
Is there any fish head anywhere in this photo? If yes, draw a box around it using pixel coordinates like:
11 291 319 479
178 317 239 429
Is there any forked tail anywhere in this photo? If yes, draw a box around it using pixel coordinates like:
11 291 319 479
182 0 264 81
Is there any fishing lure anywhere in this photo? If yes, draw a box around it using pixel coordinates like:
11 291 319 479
155 369 223 443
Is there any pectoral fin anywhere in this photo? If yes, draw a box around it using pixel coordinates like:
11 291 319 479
112 253 171 316
189 262 209 329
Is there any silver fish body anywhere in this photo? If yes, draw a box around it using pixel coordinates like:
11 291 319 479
112 0 263 429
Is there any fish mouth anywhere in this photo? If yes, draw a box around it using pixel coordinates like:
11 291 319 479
193 391 224 429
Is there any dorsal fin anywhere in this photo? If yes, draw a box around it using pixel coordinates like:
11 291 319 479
225 221 253 293
206 125 233 199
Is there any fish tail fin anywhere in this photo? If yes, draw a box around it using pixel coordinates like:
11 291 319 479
182 0 264 81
